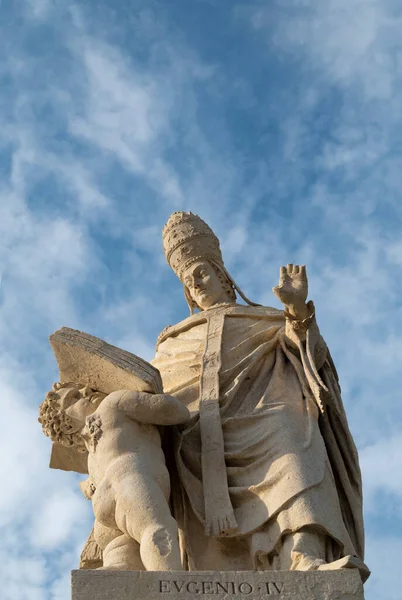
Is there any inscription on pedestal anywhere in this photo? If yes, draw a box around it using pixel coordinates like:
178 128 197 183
159 579 284 595
71 568 364 600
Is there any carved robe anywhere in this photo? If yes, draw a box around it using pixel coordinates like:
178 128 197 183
153 303 364 570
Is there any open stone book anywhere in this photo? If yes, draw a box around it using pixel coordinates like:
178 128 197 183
48 327 162 473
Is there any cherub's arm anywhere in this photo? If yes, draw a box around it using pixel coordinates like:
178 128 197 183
105 390 190 426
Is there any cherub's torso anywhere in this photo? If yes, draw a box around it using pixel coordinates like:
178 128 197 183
84 394 168 491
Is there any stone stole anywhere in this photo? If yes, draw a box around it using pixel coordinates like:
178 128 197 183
199 311 238 537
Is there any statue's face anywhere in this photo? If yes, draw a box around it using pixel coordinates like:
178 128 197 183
55 384 103 424
183 260 232 310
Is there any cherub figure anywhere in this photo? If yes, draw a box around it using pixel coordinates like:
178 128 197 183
39 382 190 571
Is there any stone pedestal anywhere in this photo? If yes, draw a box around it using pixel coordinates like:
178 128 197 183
71 569 364 600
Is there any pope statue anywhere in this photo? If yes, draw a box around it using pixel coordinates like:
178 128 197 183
152 211 366 574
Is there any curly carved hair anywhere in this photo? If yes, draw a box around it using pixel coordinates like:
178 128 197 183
38 382 104 452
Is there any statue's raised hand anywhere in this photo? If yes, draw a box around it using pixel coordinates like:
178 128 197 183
273 264 309 318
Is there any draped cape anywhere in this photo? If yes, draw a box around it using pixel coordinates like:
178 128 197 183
153 304 364 560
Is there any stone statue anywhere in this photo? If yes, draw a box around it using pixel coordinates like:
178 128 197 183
39 382 189 571
39 211 369 590
152 212 367 575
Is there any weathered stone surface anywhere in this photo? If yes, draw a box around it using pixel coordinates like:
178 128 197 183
46 328 165 474
39 383 190 571
151 212 366 571
71 569 364 600
40 212 369 577
50 327 163 395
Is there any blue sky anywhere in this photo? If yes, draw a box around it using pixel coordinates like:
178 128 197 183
1 0 402 598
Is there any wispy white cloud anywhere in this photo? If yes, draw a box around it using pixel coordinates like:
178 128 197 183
0 363 88 600
365 535 402 600
360 435 402 514
67 38 186 205
0 4 250 597
250 0 402 98
29 489 91 550
21 0 53 20
1 1 401 599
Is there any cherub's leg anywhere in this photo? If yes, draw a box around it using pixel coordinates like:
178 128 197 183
94 520 143 570
115 475 182 571
139 517 181 571
102 534 144 571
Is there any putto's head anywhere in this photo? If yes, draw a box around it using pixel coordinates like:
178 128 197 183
183 260 236 311
38 382 105 452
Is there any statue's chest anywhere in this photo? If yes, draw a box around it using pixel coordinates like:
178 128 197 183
156 313 280 417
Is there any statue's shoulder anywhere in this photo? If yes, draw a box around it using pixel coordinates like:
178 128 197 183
156 325 174 348
156 312 208 348
226 304 285 325
239 305 283 317
156 305 284 348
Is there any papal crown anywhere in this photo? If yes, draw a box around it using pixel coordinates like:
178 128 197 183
162 212 224 280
